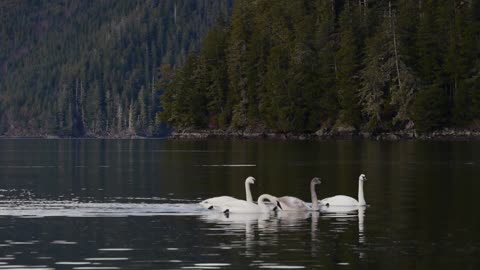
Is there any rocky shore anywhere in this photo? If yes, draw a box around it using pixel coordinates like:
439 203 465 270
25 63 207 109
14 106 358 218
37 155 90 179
2 127 479 140
170 127 480 141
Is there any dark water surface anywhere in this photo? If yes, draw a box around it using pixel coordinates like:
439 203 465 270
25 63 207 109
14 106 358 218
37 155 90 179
0 139 479 269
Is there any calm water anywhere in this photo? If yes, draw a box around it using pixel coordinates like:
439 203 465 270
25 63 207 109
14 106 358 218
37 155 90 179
0 139 479 269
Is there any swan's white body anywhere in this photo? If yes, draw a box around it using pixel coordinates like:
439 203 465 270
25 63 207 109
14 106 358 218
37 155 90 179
199 176 255 209
277 196 310 211
278 178 321 211
319 174 367 207
199 195 237 208
213 194 279 214
319 204 361 213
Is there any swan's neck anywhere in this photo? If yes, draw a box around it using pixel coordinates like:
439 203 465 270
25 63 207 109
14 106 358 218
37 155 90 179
310 182 319 211
358 180 366 206
245 181 253 203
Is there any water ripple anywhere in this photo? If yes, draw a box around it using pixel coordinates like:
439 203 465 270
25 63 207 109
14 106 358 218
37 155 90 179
0 200 205 217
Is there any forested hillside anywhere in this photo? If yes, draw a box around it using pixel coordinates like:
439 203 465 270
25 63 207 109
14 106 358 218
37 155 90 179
161 0 480 135
0 0 232 136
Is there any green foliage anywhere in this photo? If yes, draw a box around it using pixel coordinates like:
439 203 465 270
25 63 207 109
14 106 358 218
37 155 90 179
336 4 362 127
159 55 209 129
2 0 480 136
0 0 232 136
162 0 342 133
413 84 449 132
159 0 480 134
201 17 229 129
359 12 396 131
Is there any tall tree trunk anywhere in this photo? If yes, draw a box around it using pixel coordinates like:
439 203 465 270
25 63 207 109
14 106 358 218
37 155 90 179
390 2 402 93
128 101 134 133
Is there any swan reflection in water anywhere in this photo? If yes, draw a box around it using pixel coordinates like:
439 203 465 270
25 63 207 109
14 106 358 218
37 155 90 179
320 205 367 258
199 211 272 257
198 205 367 259
198 211 322 257
320 205 365 231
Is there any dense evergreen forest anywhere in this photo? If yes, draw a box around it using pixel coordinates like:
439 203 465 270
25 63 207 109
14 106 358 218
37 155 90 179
1 0 479 137
0 0 232 137
161 0 480 135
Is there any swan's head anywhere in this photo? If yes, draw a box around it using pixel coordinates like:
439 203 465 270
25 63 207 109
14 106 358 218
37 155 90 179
311 177 321 185
246 176 256 185
359 174 367 182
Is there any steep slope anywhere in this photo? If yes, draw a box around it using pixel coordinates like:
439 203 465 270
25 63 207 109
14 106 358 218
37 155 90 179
0 0 232 136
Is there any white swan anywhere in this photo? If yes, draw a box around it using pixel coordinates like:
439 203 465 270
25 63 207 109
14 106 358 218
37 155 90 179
199 176 255 209
319 174 367 206
212 194 281 214
277 177 321 211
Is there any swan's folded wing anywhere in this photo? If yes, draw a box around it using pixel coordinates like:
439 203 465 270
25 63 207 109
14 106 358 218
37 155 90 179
319 195 358 206
199 196 239 209
214 200 261 213
279 196 309 210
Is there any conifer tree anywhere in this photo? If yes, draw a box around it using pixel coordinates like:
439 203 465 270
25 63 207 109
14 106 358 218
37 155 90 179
336 2 362 127
201 17 229 129
412 0 449 131
226 0 253 129
360 2 416 131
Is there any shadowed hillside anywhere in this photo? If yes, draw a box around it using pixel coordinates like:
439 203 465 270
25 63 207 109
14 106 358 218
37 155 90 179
0 0 232 137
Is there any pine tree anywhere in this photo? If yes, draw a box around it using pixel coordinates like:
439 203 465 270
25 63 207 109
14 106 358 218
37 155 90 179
336 2 362 127
160 55 207 129
226 0 253 129
305 0 338 130
201 17 229 129
360 2 416 131
447 1 477 125
359 8 394 131
412 0 449 132
388 3 417 125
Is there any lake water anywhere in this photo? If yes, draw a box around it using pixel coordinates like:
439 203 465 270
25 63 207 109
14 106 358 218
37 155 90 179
0 139 479 269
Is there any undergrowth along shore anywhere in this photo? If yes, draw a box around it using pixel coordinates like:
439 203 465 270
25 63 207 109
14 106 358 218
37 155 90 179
170 128 480 141
2 127 479 140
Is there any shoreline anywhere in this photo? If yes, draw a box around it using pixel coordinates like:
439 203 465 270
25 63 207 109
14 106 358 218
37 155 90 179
0 127 480 141
2 128 479 140
169 128 480 141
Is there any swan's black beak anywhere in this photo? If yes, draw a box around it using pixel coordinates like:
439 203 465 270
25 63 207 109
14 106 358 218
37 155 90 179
276 201 282 210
